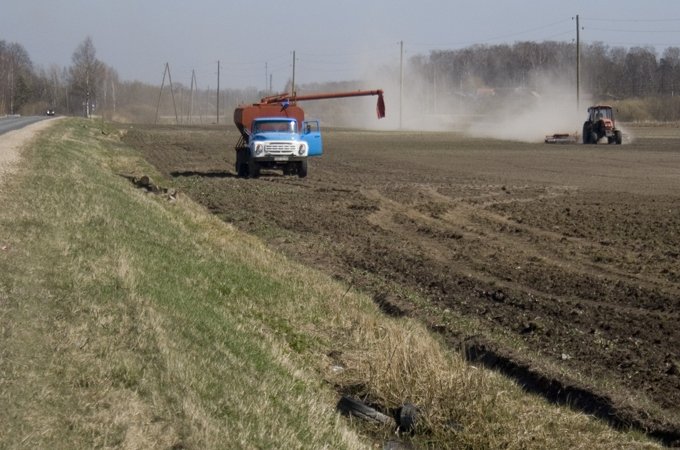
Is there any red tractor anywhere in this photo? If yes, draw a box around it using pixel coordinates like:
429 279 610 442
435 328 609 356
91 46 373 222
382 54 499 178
582 105 622 145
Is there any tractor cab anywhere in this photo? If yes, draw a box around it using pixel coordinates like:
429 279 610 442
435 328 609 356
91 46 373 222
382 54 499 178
588 106 613 123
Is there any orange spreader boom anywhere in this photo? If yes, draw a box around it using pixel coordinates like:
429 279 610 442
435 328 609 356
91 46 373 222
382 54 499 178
259 89 386 119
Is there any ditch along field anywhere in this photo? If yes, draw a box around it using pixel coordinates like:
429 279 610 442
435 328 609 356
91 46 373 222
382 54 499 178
123 124 680 443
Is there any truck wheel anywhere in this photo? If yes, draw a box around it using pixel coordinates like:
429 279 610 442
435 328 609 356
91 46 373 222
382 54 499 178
614 130 623 145
248 161 260 178
298 160 308 178
236 148 249 177
236 162 247 178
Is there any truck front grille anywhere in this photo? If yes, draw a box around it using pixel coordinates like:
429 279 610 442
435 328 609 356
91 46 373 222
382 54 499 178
265 142 296 155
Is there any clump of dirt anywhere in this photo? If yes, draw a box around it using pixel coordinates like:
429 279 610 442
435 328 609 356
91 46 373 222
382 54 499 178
123 125 680 443
120 173 177 200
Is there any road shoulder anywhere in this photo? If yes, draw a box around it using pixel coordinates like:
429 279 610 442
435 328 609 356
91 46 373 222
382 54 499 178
0 118 61 182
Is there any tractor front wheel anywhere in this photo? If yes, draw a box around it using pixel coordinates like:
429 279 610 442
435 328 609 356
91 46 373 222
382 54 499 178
614 130 623 145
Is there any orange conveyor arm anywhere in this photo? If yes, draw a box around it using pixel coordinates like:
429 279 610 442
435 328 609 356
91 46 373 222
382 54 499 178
259 89 386 119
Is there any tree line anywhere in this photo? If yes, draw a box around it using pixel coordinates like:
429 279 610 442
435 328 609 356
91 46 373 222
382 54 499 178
411 41 680 100
0 37 258 123
0 37 118 118
3 37 680 122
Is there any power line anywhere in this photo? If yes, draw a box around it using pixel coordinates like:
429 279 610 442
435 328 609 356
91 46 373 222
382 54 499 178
410 18 573 48
584 40 680 48
586 28 680 33
582 17 680 23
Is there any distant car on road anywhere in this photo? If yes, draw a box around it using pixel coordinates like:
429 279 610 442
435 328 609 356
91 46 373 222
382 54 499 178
45 109 55 116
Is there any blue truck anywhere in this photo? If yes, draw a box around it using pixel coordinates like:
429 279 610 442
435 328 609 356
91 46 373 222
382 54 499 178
234 113 322 178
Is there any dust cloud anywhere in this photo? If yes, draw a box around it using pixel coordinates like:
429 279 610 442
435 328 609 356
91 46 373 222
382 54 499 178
321 61 591 144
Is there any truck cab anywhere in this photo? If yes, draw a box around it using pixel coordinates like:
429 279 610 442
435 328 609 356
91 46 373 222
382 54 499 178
235 117 322 178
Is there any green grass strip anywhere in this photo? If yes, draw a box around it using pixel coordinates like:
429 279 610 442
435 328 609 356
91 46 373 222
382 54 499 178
0 119 365 449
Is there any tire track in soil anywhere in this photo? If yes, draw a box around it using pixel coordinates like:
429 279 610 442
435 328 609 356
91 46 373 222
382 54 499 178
429 187 680 304
373 187 680 321
343 182 680 443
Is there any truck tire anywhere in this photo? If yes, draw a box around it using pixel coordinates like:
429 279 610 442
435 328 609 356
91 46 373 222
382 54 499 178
236 148 249 177
248 160 260 178
236 162 248 178
298 160 308 178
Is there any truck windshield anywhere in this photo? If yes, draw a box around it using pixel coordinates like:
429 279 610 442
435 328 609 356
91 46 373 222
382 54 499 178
253 121 296 133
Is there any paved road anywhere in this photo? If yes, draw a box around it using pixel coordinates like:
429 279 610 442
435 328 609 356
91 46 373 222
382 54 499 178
0 116 49 135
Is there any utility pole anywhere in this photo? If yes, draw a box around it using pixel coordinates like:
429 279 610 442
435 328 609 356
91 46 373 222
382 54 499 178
155 65 165 125
189 69 197 124
111 78 116 119
399 40 404 130
216 60 220 124
433 64 437 114
292 50 296 96
155 63 179 125
576 14 580 112
265 62 268 94
9 65 14 115
103 71 108 119
167 63 179 125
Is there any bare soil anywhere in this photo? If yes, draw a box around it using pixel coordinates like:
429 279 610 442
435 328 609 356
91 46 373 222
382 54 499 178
123 124 680 443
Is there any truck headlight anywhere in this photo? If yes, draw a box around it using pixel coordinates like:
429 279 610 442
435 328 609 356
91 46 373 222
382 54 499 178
298 144 306 156
255 144 264 156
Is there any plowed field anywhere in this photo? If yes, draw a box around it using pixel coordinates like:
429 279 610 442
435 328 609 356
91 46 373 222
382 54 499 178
123 125 680 443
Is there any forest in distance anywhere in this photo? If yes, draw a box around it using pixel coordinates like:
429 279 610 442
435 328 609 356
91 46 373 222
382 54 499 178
2 37 680 123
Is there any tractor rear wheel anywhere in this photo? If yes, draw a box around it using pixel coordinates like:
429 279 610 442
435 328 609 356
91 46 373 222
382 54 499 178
582 123 591 144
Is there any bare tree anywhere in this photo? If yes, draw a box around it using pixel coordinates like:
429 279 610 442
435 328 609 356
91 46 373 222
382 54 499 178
0 41 34 114
70 36 103 117
97 64 120 120
659 47 680 96
625 47 658 97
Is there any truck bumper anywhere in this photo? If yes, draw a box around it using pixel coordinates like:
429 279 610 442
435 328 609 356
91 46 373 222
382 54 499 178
254 155 306 168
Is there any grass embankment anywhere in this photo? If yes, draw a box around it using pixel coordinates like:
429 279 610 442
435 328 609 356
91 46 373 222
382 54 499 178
0 119 659 449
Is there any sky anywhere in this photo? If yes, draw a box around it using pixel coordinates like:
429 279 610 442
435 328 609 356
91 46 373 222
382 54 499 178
3 0 680 91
